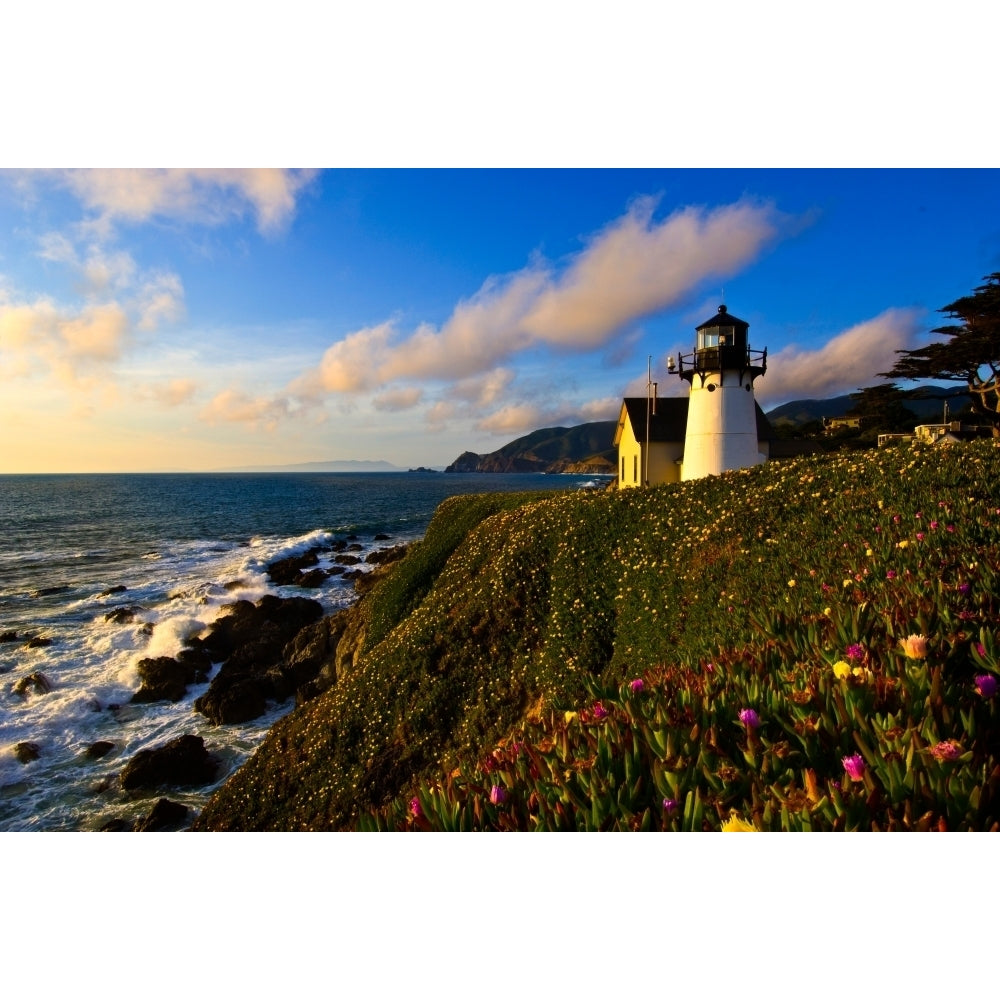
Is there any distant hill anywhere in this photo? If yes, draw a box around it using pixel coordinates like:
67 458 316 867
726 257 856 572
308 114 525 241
766 388 972 428
446 422 617 474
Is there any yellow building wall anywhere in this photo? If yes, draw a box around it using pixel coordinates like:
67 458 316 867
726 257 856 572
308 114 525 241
616 411 684 488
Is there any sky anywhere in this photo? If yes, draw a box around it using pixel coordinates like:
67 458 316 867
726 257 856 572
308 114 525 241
2 167 998 472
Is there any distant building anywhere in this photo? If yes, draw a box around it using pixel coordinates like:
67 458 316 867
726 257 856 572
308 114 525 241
823 416 862 434
913 420 993 445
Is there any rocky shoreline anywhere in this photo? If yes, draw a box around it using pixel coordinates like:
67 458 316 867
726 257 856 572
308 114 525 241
5 534 409 832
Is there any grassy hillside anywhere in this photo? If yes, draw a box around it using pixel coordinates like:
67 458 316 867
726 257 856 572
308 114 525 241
195 440 1000 831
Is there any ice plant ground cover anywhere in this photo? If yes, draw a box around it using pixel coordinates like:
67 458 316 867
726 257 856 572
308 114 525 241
197 440 1000 831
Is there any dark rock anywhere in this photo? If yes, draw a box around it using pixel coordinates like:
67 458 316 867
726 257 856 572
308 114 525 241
14 672 52 697
193 595 324 724
296 569 329 588
99 817 132 831
346 534 359 541
120 734 217 791
138 622 155 637
134 798 190 832
365 544 408 565
104 606 142 624
14 742 41 763
266 547 325 586
33 585 71 597
334 554 361 566
223 579 246 591
326 565 345 576
84 741 116 760
99 586 128 597
0 630 19 644
330 540 347 552
373 533 391 541
25 636 53 648
131 648 210 703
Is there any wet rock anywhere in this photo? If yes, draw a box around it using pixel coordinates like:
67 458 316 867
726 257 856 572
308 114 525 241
33 585 71 598
0 630 19 644
296 569 329 588
14 742 41 764
134 797 190 832
84 741 116 760
347 543 363 552
131 648 211 703
266 547 325 586
223 579 246 591
192 595 323 724
330 540 347 552
104 606 143 625
120 734 218 791
373 533 391 541
99 817 132 831
138 622 155 637
25 636 53 648
100 586 128 597
334 554 361 566
14 672 52 697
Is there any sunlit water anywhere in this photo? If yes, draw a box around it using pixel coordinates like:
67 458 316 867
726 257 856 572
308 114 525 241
0 471 607 831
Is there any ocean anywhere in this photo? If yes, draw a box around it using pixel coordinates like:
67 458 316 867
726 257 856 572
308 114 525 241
0 471 607 832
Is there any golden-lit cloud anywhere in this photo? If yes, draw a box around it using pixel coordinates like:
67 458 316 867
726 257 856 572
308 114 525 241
755 308 924 404
372 386 424 411
199 388 292 430
51 168 317 236
139 378 199 407
292 197 793 402
0 298 130 385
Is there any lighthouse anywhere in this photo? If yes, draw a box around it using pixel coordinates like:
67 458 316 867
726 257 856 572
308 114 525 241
670 304 768 481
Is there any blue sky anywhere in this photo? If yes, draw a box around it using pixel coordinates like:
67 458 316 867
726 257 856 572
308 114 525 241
1 167 999 472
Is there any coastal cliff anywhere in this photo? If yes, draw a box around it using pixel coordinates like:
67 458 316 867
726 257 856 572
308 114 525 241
194 441 1000 831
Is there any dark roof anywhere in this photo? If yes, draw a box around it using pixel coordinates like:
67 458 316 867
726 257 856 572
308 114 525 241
618 396 774 444
696 304 750 331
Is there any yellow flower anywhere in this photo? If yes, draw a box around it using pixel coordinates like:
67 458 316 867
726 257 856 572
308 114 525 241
866 548 874 557
721 814 757 832
787 579 796 587
897 540 909 549
852 666 870 682
564 711 578 724
832 660 851 680
823 607 832 616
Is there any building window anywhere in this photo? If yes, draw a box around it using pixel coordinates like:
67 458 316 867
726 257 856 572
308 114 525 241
633 454 638 483
621 456 625 482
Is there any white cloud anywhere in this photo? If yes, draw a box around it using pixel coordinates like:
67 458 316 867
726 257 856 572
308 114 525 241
51 168 317 236
292 196 793 404
138 378 199 407
755 308 925 404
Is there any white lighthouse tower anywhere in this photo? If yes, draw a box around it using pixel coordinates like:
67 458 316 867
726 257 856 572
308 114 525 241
670 304 768 481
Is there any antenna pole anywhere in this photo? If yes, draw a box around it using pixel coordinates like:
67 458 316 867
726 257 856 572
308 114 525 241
645 355 652 486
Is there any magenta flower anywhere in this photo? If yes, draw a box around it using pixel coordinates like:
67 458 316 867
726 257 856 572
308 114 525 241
886 570 897 579
929 520 939 530
845 643 865 662
630 678 645 693
489 784 507 805
591 702 609 720
975 674 997 698
662 798 678 813
916 532 925 541
976 642 987 657
409 797 423 818
739 708 760 729
928 740 962 762
842 754 866 782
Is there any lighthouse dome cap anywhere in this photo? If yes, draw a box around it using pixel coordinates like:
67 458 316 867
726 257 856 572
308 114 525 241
695 303 750 330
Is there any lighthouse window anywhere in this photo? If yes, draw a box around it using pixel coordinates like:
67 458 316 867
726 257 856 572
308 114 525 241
697 331 719 351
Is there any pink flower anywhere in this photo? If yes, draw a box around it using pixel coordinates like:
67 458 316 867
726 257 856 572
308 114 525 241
630 678 645 693
591 702 609 720
845 643 865 662
489 784 507 805
928 740 962 762
739 708 760 729
916 532 925 541
886 570 897 579
900 634 929 659
929 521 939 529
662 798 678 813
842 754 866 781
975 674 997 698
409 797 423 818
